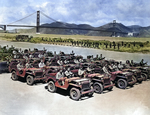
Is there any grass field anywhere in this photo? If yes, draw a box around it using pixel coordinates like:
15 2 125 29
1 33 150 42
0 33 150 53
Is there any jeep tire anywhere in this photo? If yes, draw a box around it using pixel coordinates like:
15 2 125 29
141 73 147 81
117 79 127 89
70 88 81 101
11 71 18 81
93 82 103 94
47 81 57 93
138 75 143 83
26 75 34 85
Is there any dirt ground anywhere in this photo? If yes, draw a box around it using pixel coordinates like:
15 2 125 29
0 73 150 115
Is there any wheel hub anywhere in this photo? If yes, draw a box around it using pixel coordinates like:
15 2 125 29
94 85 100 92
72 90 77 97
49 83 54 90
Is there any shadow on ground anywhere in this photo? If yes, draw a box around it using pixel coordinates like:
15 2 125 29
45 85 94 101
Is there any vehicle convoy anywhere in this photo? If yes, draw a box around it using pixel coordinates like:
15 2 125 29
125 60 150 81
131 66 150 81
86 73 114 94
63 63 114 94
5 46 150 101
45 68 94 101
9 59 45 85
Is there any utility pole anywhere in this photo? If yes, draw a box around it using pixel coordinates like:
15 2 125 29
36 11 40 33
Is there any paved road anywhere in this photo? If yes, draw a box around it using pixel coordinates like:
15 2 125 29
0 73 150 115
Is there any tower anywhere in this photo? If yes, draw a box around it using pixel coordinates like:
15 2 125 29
36 11 40 33
113 20 116 37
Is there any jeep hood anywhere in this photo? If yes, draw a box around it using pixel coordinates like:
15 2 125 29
88 73 104 78
121 71 132 76
131 69 141 73
73 78 89 83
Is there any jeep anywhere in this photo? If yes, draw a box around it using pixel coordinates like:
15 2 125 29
9 59 45 85
122 68 143 83
110 71 136 89
45 69 94 101
87 73 114 94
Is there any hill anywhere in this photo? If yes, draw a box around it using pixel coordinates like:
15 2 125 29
139 26 150 37
13 21 150 37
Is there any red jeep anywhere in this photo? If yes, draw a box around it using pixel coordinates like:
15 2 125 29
9 59 45 85
45 68 94 101
110 71 136 89
122 68 143 83
64 64 114 94
87 73 114 94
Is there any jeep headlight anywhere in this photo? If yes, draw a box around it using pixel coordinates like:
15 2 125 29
78 82 81 85
88 79 91 83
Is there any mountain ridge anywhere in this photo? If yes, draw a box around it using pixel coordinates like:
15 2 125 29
17 21 150 37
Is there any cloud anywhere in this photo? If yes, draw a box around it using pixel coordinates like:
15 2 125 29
0 0 150 28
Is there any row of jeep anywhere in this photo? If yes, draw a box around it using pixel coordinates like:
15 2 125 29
7 49 150 101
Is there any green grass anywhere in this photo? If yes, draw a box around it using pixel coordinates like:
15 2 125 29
0 33 150 53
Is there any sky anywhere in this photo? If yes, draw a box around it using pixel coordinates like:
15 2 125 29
0 0 150 28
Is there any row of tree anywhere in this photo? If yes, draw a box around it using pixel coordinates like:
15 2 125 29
31 37 149 50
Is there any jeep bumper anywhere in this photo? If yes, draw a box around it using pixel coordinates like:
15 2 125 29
137 77 143 82
128 80 136 85
81 89 94 95
104 83 115 89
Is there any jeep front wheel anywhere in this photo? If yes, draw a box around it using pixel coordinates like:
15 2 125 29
26 75 34 85
117 79 127 89
11 71 18 81
47 81 57 93
70 88 81 101
93 82 103 94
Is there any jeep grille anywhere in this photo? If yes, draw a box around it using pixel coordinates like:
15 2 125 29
127 75 132 81
82 83 90 90
35 72 43 77
137 72 141 78
104 79 110 85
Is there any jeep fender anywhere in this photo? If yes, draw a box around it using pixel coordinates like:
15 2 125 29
114 75 127 83
25 73 35 79
91 79 104 86
11 69 17 73
67 84 81 92
47 77 56 83
116 75 127 79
